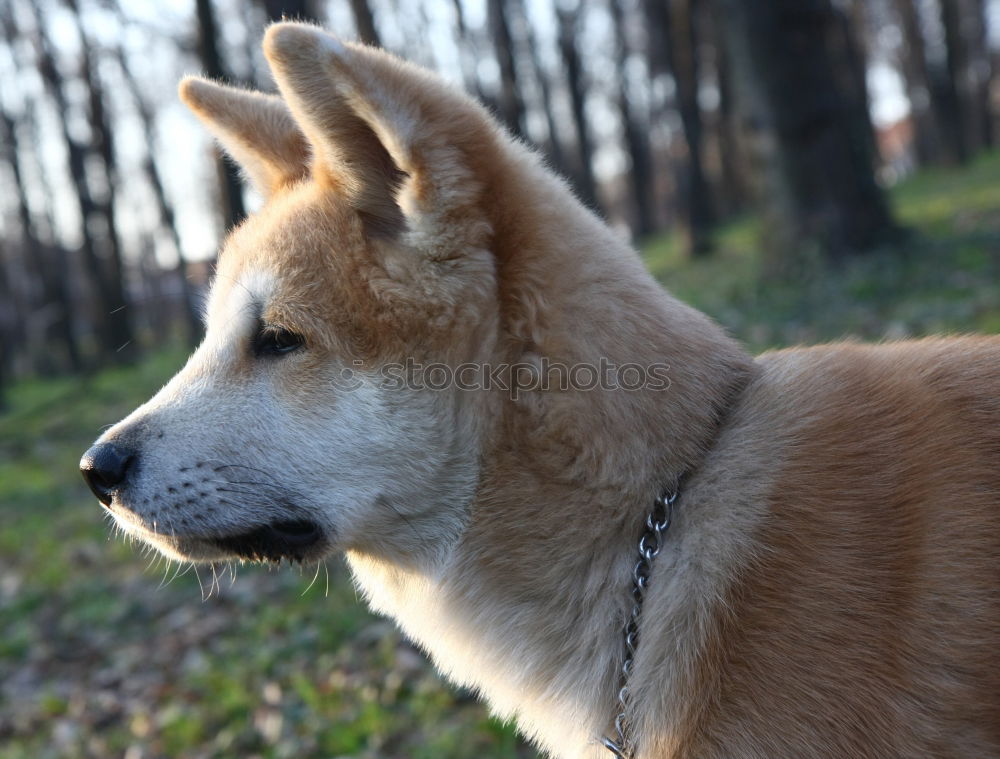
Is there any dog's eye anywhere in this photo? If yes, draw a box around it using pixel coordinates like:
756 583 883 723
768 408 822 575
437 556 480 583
253 326 304 357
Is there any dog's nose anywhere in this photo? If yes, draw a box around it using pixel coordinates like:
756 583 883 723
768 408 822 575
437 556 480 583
80 442 135 506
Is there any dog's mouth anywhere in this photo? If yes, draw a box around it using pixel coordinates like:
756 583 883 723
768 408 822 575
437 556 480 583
213 519 325 562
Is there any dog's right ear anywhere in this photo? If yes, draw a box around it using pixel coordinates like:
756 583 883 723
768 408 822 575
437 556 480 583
261 25 408 237
179 77 310 197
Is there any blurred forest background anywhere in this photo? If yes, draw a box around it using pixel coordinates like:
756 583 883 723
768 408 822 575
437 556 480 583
2 0 1000 757
0 0 997 389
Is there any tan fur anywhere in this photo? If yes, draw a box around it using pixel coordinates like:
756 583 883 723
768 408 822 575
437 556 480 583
179 78 310 195
88 23 999 759
635 340 1000 758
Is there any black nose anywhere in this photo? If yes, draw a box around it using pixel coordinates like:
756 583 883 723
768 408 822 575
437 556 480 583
80 442 135 506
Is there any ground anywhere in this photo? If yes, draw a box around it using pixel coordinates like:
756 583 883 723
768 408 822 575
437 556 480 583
1 151 998 759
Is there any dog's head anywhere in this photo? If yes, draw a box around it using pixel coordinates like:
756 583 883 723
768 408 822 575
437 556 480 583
80 24 506 569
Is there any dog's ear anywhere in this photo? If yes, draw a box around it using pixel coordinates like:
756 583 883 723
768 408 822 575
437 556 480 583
262 22 495 243
262 24 406 236
179 77 310 197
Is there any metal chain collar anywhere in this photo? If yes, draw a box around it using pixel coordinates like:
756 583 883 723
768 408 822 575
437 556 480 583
601 487 678 758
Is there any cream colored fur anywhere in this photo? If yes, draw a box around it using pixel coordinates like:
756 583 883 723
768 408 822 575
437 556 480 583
88 23 999 758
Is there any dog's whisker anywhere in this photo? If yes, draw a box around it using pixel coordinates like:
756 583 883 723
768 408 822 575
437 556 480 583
214 479 284 490
193 564 206 601
167 559 185 587
157 559 172 588
205 462 281 480
302 561 323 596
210 563 221 598
202 477 275 489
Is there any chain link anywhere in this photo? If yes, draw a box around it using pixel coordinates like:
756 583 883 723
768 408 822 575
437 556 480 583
601 488 678 758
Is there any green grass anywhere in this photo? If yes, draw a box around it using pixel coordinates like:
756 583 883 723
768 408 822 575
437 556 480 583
2 151 999 758
644 150 1000 351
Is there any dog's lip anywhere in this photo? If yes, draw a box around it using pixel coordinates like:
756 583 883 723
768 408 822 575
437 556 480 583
269 519 321 542
212 519 325 562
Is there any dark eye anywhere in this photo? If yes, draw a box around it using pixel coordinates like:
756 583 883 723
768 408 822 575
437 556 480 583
253 325 304 357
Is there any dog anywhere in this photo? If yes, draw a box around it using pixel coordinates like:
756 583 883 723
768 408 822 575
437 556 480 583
81 22 999 759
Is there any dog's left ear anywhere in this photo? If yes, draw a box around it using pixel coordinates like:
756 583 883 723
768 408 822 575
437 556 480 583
262 22 496 244
179 78 310 197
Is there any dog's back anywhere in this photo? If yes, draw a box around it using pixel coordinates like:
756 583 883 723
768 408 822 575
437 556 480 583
651 337 1000 758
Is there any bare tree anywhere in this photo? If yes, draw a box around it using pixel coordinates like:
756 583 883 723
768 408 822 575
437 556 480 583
0 103 81 373
966 0 995 148
704 1 750 217
646 0 714 255
508 0 566 174
608 0 656 237
260 0 319 22
195 0 247 232
66 0 136 360
0 239 11 406
345 0 380 46
891 0 947 164
22 1 135 361
937 0 971 162
939 0 993 154
487 0 527 140
450 0 487 100
716 0 897 261
840 0 879 163
557 6 600 211
110 41 203 345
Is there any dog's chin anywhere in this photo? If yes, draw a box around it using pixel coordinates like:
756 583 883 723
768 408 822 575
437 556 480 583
111 509 329 564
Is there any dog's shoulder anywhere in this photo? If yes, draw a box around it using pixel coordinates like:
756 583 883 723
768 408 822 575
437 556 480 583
664 335 1000 757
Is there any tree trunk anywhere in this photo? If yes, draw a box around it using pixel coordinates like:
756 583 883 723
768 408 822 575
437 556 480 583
136 235 171 345
345 0 380 46
939 0 994 155
25 3 134 362
646 0 714 255
67 0 136 361
508 0 566 175
840 0 879 165
487 0 527 140
260 0 319 23
976 0 994 147
962 0 993 150
196 0 247 232
934 0 970 162
608 0 656 238
0 240 10 407
708 3 750 216
0 104 82 374
450 0 485 99
891 0 945 165
112 41 203 345
557 7 600 212
715 0 897 262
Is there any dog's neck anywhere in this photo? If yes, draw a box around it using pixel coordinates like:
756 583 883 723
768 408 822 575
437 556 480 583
350 148 754 757
349 320 750 755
